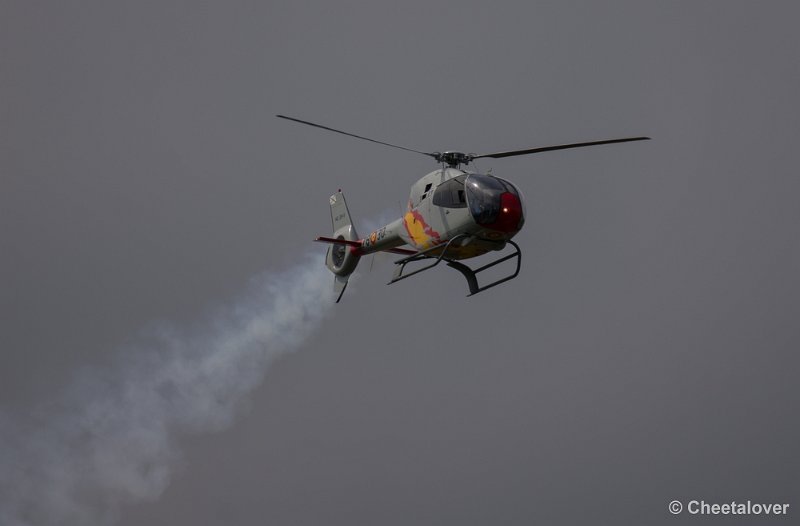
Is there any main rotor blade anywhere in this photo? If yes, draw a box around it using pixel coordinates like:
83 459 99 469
276 114 436 159
472 136 650 160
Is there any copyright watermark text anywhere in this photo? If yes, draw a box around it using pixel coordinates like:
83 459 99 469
669 499 790 516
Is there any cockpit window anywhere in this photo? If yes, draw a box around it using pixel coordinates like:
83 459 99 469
432 175 467 208
464 174 523 226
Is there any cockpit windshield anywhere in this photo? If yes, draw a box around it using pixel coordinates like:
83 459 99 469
464 174 522 226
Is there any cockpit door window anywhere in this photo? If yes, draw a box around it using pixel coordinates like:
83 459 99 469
432 175 468 208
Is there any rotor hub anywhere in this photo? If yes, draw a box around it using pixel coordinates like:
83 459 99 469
433 151 473 167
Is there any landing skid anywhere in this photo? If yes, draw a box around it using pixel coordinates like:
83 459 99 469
388 234 522 296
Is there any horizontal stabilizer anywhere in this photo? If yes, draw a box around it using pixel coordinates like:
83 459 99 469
314 236 417 256
315 236 361 248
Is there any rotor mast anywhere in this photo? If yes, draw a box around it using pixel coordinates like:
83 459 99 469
432 151 472 168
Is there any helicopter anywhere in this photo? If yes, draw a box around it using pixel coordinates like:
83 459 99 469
277 115 649 302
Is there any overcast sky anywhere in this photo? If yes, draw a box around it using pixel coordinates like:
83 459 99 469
2 1 799 525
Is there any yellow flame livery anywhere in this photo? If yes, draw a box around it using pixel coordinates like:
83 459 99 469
403 210 441 249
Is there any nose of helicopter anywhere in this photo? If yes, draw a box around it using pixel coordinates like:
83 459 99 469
465 174 525 234
492 191 523 233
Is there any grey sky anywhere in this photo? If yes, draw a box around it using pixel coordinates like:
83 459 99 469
2 1 799 524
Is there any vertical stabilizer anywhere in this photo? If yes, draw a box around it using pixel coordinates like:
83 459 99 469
324 190 361 303
330 190 358 239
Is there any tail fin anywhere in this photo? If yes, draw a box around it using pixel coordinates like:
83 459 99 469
323 190 361 303
330 190 357 238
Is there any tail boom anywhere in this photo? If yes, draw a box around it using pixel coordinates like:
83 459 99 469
314 236 416 256
318 192 416 302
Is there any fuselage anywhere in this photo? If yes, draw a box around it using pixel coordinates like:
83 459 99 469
358 168 525 260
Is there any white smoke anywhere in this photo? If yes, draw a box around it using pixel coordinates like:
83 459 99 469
0 254 334 526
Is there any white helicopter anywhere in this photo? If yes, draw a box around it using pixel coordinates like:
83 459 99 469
278 115 649 302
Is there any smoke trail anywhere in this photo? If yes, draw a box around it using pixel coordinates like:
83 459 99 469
0 254 334 526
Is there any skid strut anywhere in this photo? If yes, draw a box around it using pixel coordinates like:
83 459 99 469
388 235 522 296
